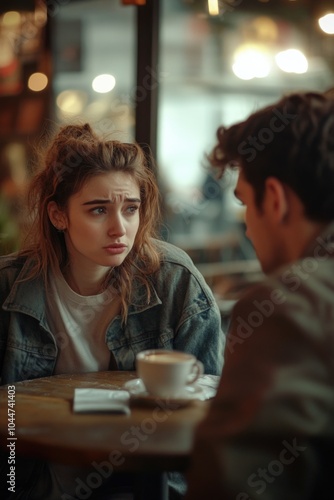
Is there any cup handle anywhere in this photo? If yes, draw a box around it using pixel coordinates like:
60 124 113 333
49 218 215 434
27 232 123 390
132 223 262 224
186 360 204 385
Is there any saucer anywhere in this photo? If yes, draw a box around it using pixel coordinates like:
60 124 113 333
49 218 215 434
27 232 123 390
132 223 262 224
123 378 205 408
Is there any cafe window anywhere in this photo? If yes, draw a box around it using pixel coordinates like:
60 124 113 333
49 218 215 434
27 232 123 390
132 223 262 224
52 0 136 142
1 0 333 259
0 0 50 253
157 0 334 257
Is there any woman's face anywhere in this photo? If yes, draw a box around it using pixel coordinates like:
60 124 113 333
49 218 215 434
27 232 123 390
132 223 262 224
59 171 141 272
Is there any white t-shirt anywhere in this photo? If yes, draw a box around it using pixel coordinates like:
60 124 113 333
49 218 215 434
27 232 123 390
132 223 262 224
45 272 121 498
46 272 120 374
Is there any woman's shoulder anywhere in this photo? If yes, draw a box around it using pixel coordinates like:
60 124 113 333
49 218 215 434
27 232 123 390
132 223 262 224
0 252 28 276
152 239 211 285
0 252 23 267
153 239 196 269
150 239 217 305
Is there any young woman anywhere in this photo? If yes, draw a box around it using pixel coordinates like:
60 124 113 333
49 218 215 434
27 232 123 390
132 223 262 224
0 124 224 499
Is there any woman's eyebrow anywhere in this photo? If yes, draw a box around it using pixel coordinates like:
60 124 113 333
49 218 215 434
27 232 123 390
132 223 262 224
82 197 141 205
125 197 141 203
82 199 111 205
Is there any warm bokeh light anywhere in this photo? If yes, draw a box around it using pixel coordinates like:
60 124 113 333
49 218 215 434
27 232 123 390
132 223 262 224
0 36 15 67
248 16 279 42
34 5 48 27
208 0 219 16
232 46 271 80
92 74 116 93
318 13 334 35
2 11 21 27
56 90 87 114
275 49 308 74
28 72 48 92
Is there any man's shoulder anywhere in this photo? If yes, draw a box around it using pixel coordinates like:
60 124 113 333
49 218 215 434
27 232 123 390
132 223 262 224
233 255 334 316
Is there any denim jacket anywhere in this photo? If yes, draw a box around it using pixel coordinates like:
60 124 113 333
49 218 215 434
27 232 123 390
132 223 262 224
0 240 224 499
0 239 224 384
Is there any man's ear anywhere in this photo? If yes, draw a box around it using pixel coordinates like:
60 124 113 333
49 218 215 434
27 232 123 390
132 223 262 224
264 177 289 223
47 201 67 230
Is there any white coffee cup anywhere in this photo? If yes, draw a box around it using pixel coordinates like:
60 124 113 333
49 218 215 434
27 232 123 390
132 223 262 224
136 349 204 398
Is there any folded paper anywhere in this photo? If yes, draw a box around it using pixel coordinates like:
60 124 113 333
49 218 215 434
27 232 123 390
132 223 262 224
73 388 130 414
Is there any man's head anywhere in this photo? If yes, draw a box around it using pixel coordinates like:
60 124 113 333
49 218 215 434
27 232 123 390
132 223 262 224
210 92 334 273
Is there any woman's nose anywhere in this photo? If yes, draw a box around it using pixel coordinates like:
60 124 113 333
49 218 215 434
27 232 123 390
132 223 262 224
108 215 126 236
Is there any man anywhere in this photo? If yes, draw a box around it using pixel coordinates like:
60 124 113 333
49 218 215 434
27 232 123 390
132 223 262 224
185 92 334 500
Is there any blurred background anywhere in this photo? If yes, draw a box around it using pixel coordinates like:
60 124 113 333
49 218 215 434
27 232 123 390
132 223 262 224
0 0 333 322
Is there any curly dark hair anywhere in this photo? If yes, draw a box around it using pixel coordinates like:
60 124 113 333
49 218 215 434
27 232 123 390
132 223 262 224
209 92 334 221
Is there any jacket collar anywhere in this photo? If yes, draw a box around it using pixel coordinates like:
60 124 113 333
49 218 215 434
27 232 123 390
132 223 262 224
3 258 162 320
127 274 162 315
3 258 49 328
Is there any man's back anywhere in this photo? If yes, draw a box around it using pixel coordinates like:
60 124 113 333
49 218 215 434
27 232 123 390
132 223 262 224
186 222 334 499
185 92 334 500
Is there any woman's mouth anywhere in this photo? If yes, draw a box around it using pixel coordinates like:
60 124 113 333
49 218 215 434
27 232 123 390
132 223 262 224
103 244 127 255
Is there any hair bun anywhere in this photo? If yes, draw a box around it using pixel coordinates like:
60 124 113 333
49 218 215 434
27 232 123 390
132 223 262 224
57 123 95 141
44 123 97 171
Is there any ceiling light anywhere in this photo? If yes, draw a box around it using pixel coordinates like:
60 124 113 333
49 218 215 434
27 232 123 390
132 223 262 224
92 74 116 94
275 49 308 74
28 72 48 92
56 90 87 115
2 11 21 27
318 13 334 35
207 0 219 16
233 46 271 80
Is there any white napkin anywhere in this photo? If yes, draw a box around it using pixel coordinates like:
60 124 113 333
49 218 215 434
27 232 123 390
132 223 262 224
124 375 221 402
73 388 130 414
195 374 221 401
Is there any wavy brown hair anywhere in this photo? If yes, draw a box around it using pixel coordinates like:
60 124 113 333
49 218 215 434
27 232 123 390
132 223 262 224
20 123 162 322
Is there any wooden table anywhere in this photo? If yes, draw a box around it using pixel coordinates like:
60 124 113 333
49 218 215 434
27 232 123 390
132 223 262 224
0 371 209 499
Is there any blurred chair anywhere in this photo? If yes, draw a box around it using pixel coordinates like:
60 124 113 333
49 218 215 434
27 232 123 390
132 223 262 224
171 228 248 264
172 228 263 331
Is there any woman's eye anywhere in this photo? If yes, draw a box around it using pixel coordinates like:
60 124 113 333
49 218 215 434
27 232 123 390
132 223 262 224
91 207 107 215
126 205 139 214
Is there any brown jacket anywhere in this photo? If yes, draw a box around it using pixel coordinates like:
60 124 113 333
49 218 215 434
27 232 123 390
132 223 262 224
186 222 334 500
